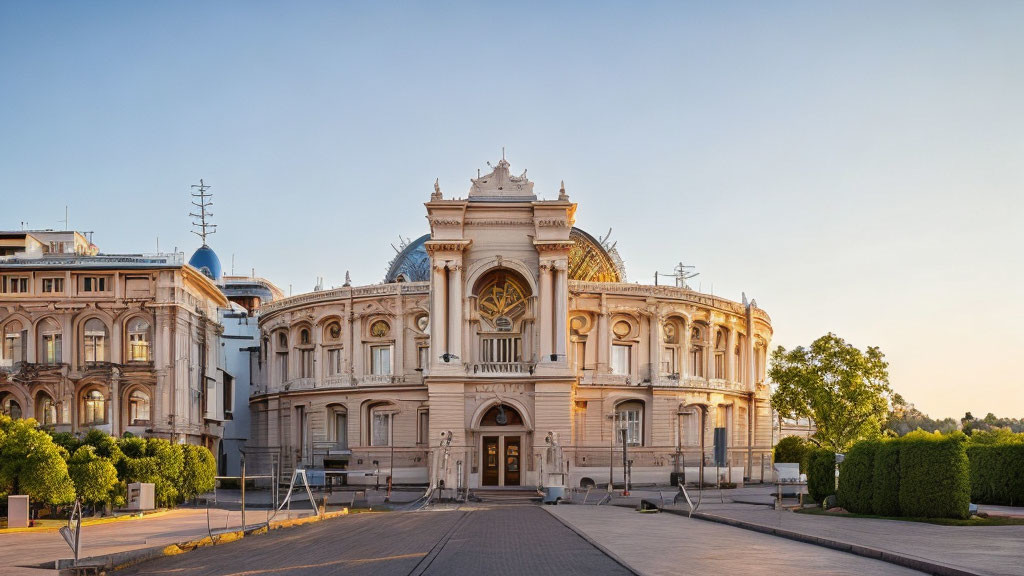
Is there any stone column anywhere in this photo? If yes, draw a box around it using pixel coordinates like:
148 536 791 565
430 263 447 367
538 263 553 361
553 264 567 363
649 313 662 383
448 263 462 364
394 292 405 377
681 318 692 379
726 326 737 383
597 297 609 374
706 322 716 380
110 368 120 435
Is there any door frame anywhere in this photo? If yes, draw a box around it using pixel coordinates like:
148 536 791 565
478 433 523 487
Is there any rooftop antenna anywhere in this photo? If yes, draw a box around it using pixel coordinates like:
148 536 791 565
189 179 216 246
657 262 699 289
59 206 69 231
231 254 235 275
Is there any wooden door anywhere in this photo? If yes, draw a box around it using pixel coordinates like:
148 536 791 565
482 436 499 486
504 436 521 486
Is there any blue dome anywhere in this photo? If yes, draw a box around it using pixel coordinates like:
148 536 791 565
385 234 430 282
189 244 222 282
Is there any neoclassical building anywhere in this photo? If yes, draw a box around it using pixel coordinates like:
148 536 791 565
0 230 230 450
250 158 773 489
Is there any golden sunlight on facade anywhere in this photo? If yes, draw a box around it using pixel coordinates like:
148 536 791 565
248 158 774 490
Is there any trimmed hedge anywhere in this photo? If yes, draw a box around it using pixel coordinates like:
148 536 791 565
898 434 970 519
837 440 878 514
806 448 836 503
774 436 811 473
872 440 901 516
967 443 1024 506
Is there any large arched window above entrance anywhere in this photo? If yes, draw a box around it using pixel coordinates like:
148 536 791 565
1 319 26 367
37 317 62 365
474 270 531 367
127 317 152 362
480 403 524 427
83 318 109 364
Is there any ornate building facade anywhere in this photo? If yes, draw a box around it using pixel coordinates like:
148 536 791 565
249 158 774 489
0 230 230 450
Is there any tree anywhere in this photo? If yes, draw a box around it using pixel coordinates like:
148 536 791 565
0 415 75 505
179 444 216 502
770 333 897 453
68 445 119 510
773 435 811 472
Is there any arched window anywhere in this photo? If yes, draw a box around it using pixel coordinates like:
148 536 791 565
299 328 310 345
367 320 393 376
1 320 26 368
127 318 152 362
35 392 56 425
615 400 644 446
128 390 150 425
714 328 728 378
81 389 106 425
296 327 313 378
690 323 707 378
83 318 108 364
38 318 62 365
328 404 348 448
275 331 288 383
678 405 700 447
367 403 397 447
474 270 530 368
662 318 685 376
611 320 634 376
1 394 21 419
480 404 525 427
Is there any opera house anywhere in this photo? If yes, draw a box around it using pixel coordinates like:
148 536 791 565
249 157 774 490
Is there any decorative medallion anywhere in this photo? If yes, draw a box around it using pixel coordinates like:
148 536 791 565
370 320 390 338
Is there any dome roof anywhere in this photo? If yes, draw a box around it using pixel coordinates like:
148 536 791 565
189 244 222 282
384 234 430 282
384 228 625 284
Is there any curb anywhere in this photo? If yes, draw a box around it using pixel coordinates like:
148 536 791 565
541 506 642 576
669 509 984 576
56 509 350 575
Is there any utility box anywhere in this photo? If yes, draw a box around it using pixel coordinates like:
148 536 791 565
127 483 155 511
7 495 29 528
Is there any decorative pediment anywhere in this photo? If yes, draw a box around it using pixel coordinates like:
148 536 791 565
469 158 536 200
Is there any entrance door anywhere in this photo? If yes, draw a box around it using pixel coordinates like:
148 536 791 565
503 437 521 486
482 436 500 486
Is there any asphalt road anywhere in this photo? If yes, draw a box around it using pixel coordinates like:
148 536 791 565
113 506 633 576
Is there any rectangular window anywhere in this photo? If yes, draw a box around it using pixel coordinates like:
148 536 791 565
129 332 150 362
418 410 429 445
372 411 391 446
662 347 677 375
714 353 725 379
2 331 24 367
575 341 586 372
417 345 429 371
300 349 313 378
223 374 233 419
681 412 699 446
277 352 288 382
82 276 108 293
42 333 62 364
370 345 391 375
6 276 28 293
334 412 348 447
42 278 64 293
84 332 106 363
295 405 306 461
611 344 631 376
691 347 705 378
327 349 342 376
619 410 641 446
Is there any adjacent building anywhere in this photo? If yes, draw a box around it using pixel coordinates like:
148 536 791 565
0 230 230 452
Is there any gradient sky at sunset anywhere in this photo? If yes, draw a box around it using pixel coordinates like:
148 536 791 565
2 1 1021 418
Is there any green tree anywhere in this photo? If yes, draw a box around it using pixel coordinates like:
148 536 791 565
68 445 119 509
773 436 811 472
770 333 898 452
179 444 216 502
0 415 75 505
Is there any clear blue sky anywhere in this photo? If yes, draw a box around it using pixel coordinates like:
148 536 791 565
2 1 1021 419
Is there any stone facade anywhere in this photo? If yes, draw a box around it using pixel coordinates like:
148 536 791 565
249 158 774 489
0 232 230 450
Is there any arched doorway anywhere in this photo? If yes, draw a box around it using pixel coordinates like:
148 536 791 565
477 403 526 487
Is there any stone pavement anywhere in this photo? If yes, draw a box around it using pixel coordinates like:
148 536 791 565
0 507 316 576
114 506 632 576
686 501 1024 576
546 504 925 576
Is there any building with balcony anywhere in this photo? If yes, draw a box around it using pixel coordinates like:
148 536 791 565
0 231 230 451
248 157 774 489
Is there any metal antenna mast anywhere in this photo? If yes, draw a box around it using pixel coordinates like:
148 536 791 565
190 179 216 246
656 262 699 289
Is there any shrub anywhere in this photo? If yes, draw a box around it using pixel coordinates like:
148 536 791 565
967 443 1024 506
68 446 119 508
774 436 811 472
837 440 878 514
179 445 216 502
806 448 836 503
871 439 901 516
898 432 970 519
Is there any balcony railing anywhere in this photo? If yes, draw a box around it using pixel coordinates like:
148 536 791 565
471 362 534 375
